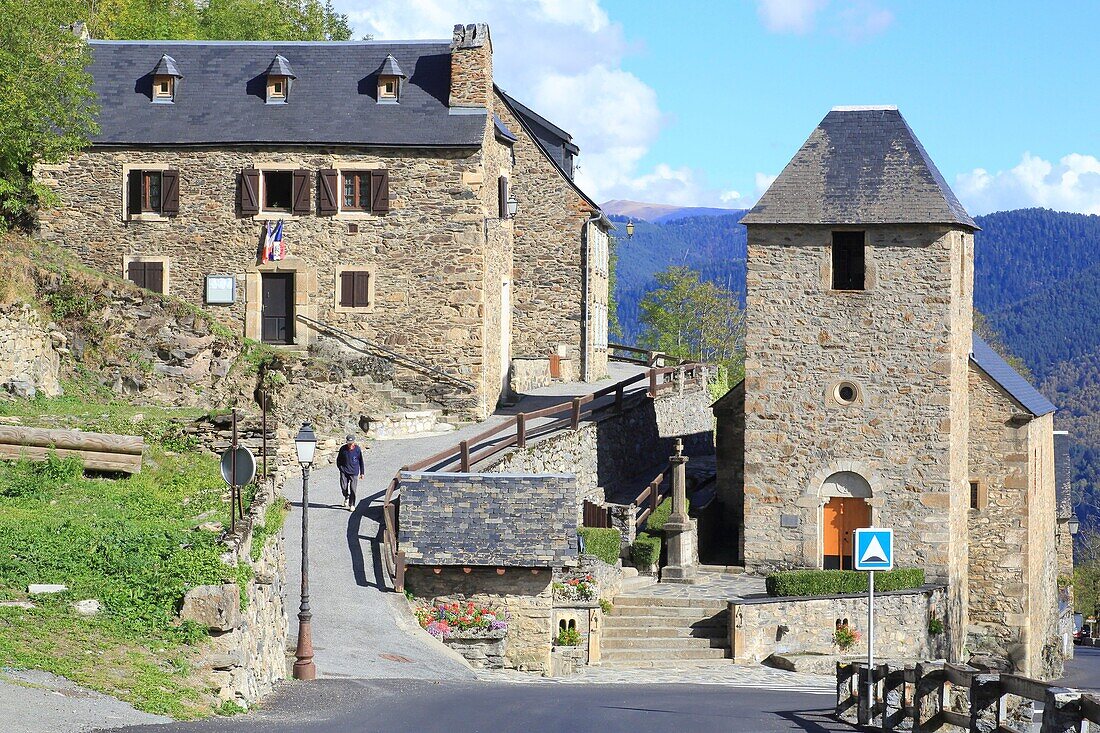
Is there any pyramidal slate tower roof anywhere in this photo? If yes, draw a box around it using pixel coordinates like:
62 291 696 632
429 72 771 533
741 106 977 229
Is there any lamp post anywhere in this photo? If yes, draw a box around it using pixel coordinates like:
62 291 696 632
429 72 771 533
1069 515 1080 536
292 422 317 680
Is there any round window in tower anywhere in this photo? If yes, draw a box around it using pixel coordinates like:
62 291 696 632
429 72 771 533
832 381 861 406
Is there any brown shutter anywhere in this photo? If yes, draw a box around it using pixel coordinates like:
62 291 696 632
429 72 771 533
339 271 355 307
127 170 143 218
239 169 260 216
145 261 164 293
127 261 145 289
318 169 339 215
370 169 389 213
160 169 179 216
498 175 508 219
354 272 370 307
291 169 311 216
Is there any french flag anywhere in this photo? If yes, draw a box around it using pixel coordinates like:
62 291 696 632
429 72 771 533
270 220 286 261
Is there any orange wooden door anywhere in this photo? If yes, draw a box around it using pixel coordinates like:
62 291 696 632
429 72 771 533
823 498 870 569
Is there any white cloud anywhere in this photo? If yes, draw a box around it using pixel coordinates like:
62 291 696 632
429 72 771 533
756 0 827 34
755 0 893 40
955 153 1100 216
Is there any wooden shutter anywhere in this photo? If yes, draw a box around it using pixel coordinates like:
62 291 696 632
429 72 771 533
370 169 389 213
318 169 339 215
291 169 311 216
127 260 145 289
127 170 143 218
353 271 370 307
339 271 355 306
160 169 179 216
498 175 508 219
144 261 164 293
239 169 260 216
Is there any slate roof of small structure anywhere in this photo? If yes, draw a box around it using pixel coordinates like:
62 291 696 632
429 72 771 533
398 472 578 568
493 114 517 143
375 53 406 78
741 106 978 229
86 40 485 147
151 54 182 77
264 54 295 78
971 332 1056 417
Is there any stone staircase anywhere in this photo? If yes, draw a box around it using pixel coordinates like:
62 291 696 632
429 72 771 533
600 595 730 667
366 382 466 439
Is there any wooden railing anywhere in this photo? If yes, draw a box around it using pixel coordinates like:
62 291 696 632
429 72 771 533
608 343 667 367
380 363 711 592
837 660 1100 732
632 465 670 529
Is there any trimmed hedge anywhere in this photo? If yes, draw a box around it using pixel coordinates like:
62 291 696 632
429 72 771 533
632 534 662 568
765 568 926 597
644 495 689 533
578 527 622 566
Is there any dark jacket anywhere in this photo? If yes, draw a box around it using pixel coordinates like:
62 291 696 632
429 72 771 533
336 443 364 476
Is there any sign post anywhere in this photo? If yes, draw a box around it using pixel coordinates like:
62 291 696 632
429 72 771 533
854 528 894 721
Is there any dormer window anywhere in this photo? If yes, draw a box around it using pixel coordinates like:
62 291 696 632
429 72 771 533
150 54 182 104
374 54 406 104
264 55 296 104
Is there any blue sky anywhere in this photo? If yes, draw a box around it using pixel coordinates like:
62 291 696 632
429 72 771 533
337 0 1099 214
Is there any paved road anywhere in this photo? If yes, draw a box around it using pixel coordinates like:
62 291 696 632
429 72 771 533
0 669 169 733
281 364 649 680
104 679 848 733
1060 644 1100 691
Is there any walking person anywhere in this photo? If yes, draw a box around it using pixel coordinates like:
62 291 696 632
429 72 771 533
336 434 365 511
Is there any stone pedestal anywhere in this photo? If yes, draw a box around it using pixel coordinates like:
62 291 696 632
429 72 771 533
661 439 697 584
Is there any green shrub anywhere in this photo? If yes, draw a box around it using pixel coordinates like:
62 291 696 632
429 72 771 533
555 627 582 646
577 527 621 565
598 598 613 614
765 568 925 597
632 534 662 568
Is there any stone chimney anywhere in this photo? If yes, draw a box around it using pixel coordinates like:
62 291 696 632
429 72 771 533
449 23 493 109
69 21 90 40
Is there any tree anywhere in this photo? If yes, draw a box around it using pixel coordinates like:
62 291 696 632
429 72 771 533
638 265 745 387
0 0 99 229
1075 529 1100 619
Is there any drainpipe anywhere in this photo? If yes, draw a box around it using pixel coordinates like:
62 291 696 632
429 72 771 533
581 211 602 383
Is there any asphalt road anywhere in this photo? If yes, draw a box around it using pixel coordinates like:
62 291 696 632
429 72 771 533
104 680 846 733
1061 644 1100 691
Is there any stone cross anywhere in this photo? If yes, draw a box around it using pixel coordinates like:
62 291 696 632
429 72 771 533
661 438 697 584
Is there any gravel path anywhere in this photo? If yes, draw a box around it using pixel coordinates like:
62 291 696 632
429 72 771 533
281 365 648 680
0 669 170 733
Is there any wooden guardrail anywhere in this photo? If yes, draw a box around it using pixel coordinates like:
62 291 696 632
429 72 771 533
0 425 144 474
837 660 1100 732
379 363 712 592
608 343 667 367
632 465 669 529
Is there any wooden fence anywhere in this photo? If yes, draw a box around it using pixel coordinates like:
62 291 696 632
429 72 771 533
837 660 1100 732
0 424 143 474
380 363 711 593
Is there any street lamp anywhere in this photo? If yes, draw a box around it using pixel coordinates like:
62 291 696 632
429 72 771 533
625 220 635 238
293 422 317 681
1069 515 1080 536
506 196 519 218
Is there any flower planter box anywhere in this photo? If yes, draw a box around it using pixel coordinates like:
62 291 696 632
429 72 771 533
442 628 508 669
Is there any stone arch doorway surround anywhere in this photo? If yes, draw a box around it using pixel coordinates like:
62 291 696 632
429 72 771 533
803 461 884 569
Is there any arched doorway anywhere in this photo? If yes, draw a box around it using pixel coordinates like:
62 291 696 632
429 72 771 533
821 471 872 570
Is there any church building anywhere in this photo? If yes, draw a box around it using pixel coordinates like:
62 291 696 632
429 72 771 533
714 106 1065 677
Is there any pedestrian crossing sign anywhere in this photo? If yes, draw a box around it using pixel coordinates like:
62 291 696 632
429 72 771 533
853 528 894 571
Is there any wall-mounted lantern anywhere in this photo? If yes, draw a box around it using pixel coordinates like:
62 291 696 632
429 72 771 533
625 220 635 238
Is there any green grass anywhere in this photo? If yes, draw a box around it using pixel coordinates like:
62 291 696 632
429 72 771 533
0 441 244 718
577 527 621 566
251 496 289 562
765 568 926 597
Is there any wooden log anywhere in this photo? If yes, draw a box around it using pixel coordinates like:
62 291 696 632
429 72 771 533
0 443 142 474
0 425 143 455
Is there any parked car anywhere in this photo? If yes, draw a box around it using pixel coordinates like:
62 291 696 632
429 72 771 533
1075 621 1093 645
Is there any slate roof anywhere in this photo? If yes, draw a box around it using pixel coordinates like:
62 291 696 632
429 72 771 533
741 106 977 229
86 40 486 147
398 472 579 568
264 54 295 78
151 54 182 77
375 54 406 78
497 88 579 176
493 114 517 143
971 332 1056 417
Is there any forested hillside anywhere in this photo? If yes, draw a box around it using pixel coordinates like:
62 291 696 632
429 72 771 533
610 206 1100 531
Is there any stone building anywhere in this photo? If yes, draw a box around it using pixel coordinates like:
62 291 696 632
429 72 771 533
713 106 1063 677
34 23 611 418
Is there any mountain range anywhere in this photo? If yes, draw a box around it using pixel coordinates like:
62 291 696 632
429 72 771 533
605 201 1100 531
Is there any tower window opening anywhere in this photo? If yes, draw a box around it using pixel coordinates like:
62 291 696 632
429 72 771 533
832 231 866 291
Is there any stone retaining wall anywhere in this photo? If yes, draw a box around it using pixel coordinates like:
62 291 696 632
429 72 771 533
0 305 62 399
729 585 948 664
182 485 288 708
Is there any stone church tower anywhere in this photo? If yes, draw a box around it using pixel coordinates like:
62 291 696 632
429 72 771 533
737 106 978 655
